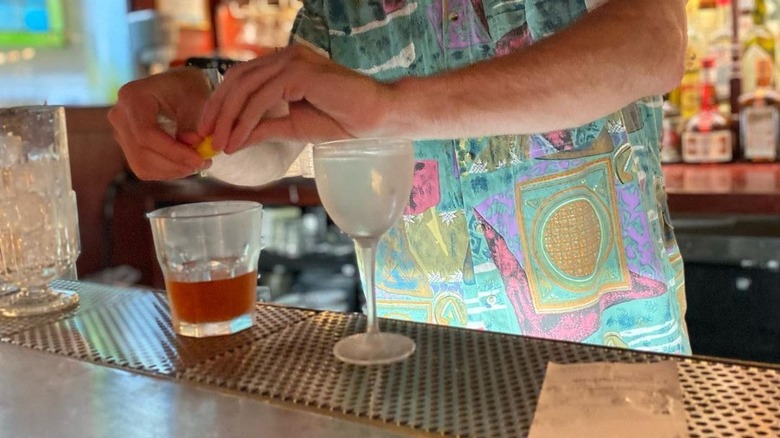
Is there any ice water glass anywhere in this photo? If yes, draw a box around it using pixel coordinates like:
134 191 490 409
148 201 263 337
0 105 80 317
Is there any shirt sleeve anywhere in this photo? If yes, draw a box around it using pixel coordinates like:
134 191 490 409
289 0 332 58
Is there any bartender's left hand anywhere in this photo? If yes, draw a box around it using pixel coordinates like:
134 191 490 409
197 45 394 154
109 67 212 181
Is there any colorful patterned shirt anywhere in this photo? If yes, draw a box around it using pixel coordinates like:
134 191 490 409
292 0 691 354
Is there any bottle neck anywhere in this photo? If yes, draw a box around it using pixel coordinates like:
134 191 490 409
700 66 718 112
717 0 733 31
739 11 754 39
754 0 766 25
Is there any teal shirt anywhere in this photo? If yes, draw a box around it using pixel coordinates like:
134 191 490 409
293 0 691 354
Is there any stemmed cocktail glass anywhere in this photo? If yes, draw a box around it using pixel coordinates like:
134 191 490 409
313 138 416 365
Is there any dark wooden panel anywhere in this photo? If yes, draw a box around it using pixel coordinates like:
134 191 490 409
66 107 129 278
130 0 155 10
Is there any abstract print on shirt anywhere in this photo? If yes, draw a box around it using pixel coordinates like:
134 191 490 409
292 0 691 354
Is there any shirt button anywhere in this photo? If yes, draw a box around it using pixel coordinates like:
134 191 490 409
465 152 473 161
448 12 459 21
476 223 485 233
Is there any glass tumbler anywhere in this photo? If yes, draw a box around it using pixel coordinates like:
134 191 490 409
147 201 263 337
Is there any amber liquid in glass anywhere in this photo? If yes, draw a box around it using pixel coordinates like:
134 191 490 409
166 270 256 323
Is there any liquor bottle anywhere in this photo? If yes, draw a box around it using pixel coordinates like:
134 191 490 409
707 0 734 113
697 0 723 41
682 57 734 163
680 27 706 121
662 98 684 163
155 0 215 61
738 0 755 38
739 58 780 161
741 0 775 95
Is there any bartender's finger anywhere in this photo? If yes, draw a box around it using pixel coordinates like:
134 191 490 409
127 145 204 181
223 79 288 154
246 102 352 146
125 98 207 170
132 132 206 180
220 54 317 152
198 53 288 145
177 131 202 147
138 127 205 168
198 50 288 136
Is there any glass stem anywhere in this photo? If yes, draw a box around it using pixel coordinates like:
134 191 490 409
355 237 380 335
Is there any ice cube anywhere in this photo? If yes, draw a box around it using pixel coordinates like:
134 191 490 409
0 168 12 197
14 192 50 233
0 134 23 168
9 163 35 194
27 143 60 162
0 198 20 230
10 159 59 196
0 199 22 274
21 225 60 269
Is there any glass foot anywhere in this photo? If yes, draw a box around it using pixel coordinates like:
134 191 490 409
0 283 19 297
0 286 79 317
173 313 254 338
333 332 415 365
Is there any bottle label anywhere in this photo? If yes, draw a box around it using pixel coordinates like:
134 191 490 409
682 130 733 163
680 84 700 120
742 44 774 94
710 44 733 102
743 107 779 160
738 8 755 39
662 115 683 163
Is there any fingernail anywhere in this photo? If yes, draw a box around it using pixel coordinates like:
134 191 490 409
222 138 234 155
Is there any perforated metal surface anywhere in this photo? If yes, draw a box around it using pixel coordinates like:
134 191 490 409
1 281 778 437
182 312 780 437
0 280 126 338
9 281 315 375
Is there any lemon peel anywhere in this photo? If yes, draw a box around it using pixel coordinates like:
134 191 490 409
195 136 219 159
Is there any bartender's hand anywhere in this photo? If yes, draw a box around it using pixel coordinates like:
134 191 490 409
108 68 211 181
198 45 393 154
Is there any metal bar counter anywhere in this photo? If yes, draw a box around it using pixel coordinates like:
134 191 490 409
0 281 777 437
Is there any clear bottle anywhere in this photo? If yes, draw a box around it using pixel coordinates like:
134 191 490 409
739 58 780 161
681 27 707 121
737 0 755 38
682 57 735 163
707 0 734 112
697 0 723 41
741 0 775 94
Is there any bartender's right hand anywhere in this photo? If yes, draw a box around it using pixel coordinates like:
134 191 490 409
108 68 211 181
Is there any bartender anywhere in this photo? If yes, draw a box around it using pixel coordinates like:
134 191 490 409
109 0 691 354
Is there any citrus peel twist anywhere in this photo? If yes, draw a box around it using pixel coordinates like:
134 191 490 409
195 136 219 159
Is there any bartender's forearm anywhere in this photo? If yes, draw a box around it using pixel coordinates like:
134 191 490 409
385 0 686 139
